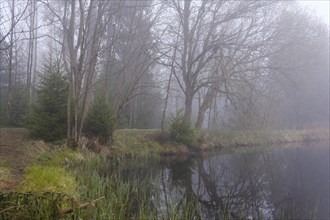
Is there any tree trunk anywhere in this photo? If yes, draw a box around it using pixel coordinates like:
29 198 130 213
62 0 75 147
6 0 15 125
184 88 193 125
160 70 172 132
31 0 38 101
67 80 73 146
161 38 178 132
78 1 104 138
194 88 217 129
26 0 36 103
182 0 191 125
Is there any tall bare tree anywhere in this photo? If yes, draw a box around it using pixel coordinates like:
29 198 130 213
162 0 278 127
26 0 38 103
55 0 110 145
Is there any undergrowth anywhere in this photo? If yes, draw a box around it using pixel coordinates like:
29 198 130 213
0 192 80 220
1 128 328 219
1 148 201 219
68 155 202 219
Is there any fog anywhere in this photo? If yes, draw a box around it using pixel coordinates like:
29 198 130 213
0 0 329 132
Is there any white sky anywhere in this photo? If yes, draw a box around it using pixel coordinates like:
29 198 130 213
298 1 330 24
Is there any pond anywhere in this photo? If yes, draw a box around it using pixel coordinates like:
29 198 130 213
118 141 329 219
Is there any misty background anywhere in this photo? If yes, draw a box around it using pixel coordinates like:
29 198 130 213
0 0 329 137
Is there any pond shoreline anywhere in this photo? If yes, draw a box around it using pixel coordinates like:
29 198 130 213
112 128 330 157
0 128 329 219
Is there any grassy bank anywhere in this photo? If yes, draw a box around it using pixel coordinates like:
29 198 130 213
0 128 329 219
196 128 329 149
1 146 200 219
112 128 329 156
1 128 328 190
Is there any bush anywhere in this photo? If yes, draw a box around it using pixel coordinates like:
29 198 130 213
28 61 68 142
169 114 196 147
84 95 115 145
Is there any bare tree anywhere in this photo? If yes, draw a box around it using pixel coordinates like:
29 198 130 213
49 0 111 145
5 0 15 123
0 0 29 46
162 0 278 127
26 0 38 103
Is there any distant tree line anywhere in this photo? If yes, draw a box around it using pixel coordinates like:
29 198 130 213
0 0 328 144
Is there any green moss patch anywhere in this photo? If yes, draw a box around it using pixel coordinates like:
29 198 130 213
18 165 77 197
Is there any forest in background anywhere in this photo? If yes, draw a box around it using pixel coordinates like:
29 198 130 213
0 0 329 145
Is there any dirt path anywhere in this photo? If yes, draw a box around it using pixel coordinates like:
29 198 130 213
0 128 34 191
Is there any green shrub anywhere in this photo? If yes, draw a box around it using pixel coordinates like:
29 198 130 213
169 114 196 147
27 60 68 142
84 95 115 144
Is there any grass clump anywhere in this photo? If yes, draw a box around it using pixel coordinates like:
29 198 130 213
18 165 77 197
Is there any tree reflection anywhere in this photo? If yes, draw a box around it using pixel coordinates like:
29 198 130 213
159 144 329 219
192 152 270 219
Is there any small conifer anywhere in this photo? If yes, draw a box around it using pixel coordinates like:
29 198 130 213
28 59 68 142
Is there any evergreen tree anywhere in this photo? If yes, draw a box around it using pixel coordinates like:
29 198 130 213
28 60 68 142
169 112 196 148
84 94 115 145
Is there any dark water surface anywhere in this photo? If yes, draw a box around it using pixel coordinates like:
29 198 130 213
121 141 330 219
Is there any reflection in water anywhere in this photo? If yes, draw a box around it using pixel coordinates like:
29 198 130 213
124 142 329 219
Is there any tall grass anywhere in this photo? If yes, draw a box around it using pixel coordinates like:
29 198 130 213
68 155 201 219
1 153 200 219
0 192 80 220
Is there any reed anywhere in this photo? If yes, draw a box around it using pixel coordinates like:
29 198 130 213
67 154 201 219
0 192 80 220
1 154 159 219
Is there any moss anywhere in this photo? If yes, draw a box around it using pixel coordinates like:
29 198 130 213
19 148 79 196
18 165 77 197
